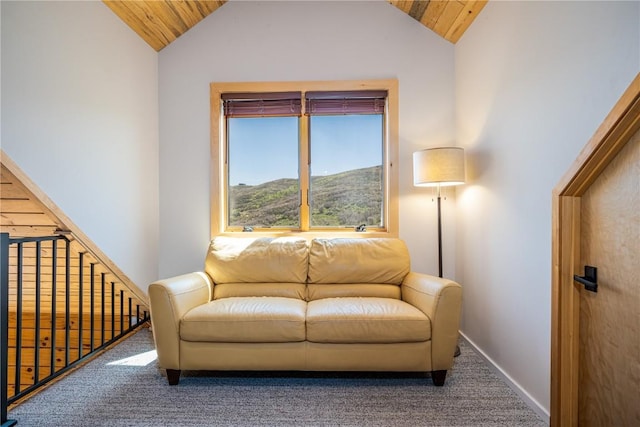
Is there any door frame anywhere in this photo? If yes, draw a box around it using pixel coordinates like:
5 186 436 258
551 73 640 426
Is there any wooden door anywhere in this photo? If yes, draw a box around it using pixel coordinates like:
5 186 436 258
578 131 639 426
551 73 640 426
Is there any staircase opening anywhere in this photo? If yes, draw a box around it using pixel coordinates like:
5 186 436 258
1 152 150 424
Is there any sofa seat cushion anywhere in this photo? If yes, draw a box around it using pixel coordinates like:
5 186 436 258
181 297 307 343
307 284 401 301
306 297 431 344
213 283 306 300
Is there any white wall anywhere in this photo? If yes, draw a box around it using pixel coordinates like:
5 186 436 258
455 0 639 417
1 1 160 291
158 0 456 278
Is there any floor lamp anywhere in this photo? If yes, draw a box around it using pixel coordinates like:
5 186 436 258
413 147 465 357
412 147 466 278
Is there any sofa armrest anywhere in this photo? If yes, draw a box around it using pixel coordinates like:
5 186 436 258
401 272 462 371
148 272 212 369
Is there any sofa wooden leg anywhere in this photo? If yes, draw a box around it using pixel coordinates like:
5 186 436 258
166 369 181 385
431 370 447 386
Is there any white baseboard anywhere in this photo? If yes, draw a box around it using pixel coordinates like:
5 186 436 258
459 331 550 424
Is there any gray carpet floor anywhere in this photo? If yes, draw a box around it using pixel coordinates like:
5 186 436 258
8 328 547 426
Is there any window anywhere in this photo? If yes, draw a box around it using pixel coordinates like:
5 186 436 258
210 80 398 236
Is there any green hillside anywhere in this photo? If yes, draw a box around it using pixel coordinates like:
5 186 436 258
229 165 382 228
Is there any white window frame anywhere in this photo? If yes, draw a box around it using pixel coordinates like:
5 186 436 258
210 79 398 238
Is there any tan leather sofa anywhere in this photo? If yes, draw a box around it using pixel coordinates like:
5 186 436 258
148 237 462 386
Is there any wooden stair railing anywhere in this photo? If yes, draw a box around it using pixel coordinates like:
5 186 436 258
1 151 150 423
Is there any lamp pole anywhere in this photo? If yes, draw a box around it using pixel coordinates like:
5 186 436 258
436 185 443 278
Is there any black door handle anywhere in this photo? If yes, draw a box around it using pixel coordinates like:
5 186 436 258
574 265 597 293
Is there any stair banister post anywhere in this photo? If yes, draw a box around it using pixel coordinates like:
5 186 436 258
1 233 17 426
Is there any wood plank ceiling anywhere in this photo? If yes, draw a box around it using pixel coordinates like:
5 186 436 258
103 0 487 52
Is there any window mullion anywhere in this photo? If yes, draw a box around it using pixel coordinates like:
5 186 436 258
299 115 310 231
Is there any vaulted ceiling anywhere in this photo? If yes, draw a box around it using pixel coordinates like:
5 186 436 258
103 1 487 51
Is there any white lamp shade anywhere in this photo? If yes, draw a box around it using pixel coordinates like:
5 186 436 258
413 147 465 187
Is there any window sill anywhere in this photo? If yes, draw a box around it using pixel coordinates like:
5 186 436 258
213 230 397 240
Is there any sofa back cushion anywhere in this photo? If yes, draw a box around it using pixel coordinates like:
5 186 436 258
307 238 410 300
205 237 309 300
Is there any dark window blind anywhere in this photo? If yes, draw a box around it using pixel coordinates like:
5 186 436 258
222 92 302 117
221 90 387 117
305 90 387 115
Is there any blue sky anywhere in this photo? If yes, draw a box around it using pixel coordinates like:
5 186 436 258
228 115 382 186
